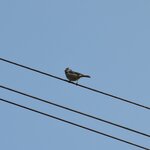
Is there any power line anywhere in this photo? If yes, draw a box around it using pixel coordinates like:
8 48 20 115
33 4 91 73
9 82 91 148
0 98 149 150
0 85 149 138
0 58 149 110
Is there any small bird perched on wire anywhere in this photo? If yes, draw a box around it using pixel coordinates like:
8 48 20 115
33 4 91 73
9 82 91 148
65 67 90 83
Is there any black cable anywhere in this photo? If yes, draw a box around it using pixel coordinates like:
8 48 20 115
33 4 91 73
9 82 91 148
0 85 149 138
0 98 149 150
0 57 149 110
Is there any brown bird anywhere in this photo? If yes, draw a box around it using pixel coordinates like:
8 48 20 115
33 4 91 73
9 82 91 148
65 68 90 83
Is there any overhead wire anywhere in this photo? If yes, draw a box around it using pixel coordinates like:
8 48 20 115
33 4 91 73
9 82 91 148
0 57 149 110
0 85 149 138
0 98 149 150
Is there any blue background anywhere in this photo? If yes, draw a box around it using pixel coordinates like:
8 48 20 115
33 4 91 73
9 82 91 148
0 0 150 149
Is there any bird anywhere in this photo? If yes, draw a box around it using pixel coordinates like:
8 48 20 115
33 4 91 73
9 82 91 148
65 67 90 83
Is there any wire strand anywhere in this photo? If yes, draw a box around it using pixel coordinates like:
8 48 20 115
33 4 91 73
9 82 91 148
0 98 149 150
0 85 149 138
0 58 149 110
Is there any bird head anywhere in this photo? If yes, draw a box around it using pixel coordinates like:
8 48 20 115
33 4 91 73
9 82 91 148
65 67 70 73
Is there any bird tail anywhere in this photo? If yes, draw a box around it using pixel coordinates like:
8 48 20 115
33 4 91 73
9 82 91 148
82 75 91 78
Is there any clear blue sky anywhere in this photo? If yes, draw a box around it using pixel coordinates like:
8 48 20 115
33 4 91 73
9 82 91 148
0 0 150 149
